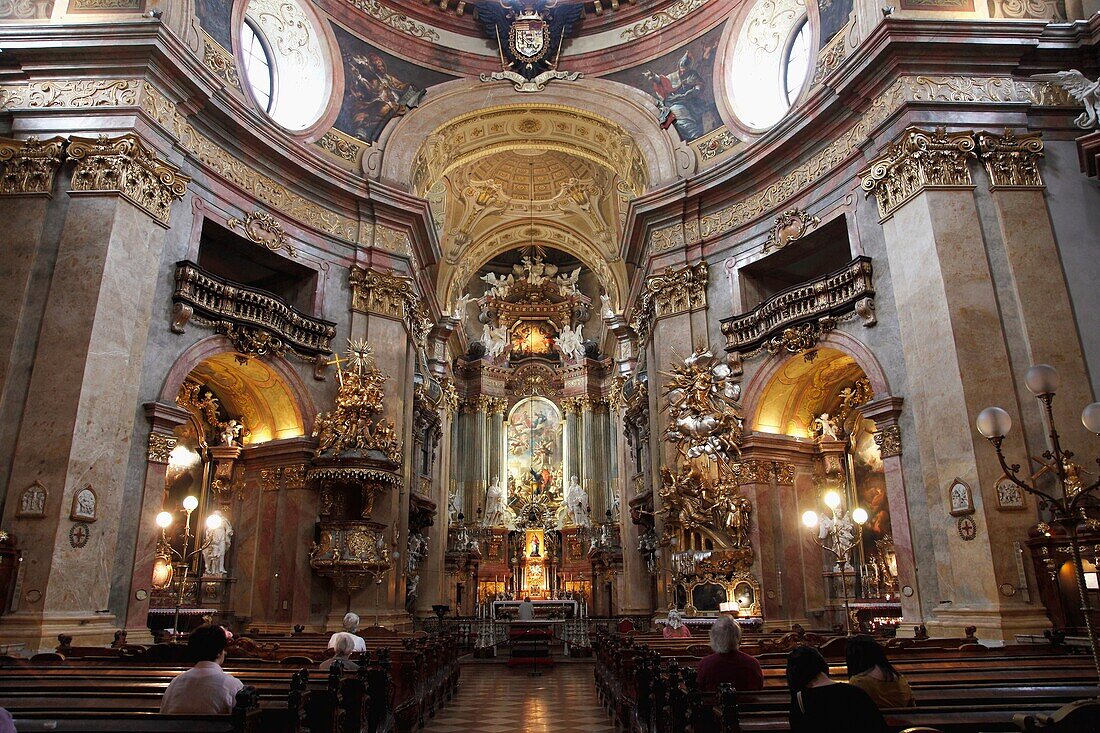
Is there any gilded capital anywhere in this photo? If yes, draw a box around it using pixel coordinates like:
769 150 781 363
0 136 66 195
349 266 432 347
68 133 190 225
859 126 976 220
631 261 708 343
147 432 178 463
874 425 902 458
975 129 1044 189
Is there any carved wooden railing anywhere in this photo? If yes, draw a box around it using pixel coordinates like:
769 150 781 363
720 256 875 352
171 260 335 357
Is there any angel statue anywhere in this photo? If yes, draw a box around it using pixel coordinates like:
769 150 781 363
482 324 509 359
220 419 244 447
481 271 513 299
813 413 841 441
557 324 585 361
483 477 507 526
1031 70 1100 129
451 292 473 321
554 267 581 296
600 293 614 318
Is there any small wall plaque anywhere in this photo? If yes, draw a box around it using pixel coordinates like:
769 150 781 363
994 476 1026 510
17 481 47 518
957 516 978 541
948 478 975 517
69 522 90 548
70 485 97 523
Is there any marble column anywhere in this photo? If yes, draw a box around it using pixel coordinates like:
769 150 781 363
861 127 1049 639
121 401 192 641
0 133 189 650
975 131 1095 447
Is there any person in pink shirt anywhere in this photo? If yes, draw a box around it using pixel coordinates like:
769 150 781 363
160 625 244 715
662 609 693 639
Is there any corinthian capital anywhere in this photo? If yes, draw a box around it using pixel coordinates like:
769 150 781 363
68 133 190 225
975 129 1044 189
0 136 66 195
859 126 976 220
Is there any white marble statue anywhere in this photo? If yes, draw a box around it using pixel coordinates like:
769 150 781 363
556 324 585 361
819 512 856 569
451 292 473 321
555 267 581 295
482 324 509 359
813 413 840 440
220 419 243 447
1031 71 1100 129
406 531 428 573
447 489 461 523
600 293 614 318
202 514 233 577
564 475 590 527
483 477 507 526
481 271 513 299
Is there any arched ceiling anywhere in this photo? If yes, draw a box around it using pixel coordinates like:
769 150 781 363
466 150 598 202
753 348 870 438
188 353 305 444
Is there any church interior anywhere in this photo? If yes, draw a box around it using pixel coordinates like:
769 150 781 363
0 0 1099 730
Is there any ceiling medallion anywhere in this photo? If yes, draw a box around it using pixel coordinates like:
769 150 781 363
476 1 584 92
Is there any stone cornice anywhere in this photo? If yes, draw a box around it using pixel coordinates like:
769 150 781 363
0 20 444 287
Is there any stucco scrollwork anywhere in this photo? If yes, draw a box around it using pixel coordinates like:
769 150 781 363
67 133 191 225
346 0 440 42
975 129 1044 189
228 211 296 257
859 126 976 221
317 129 364 163
203 32 242 90
620 0 709 40
764 208 819 251
0 136 66 195
0 79 141 109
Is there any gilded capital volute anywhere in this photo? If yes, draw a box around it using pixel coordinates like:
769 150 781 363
859 126 976 220
0 136 66 196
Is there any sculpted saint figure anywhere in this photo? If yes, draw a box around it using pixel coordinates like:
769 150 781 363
564 475 590 527
483 477 507 526
202 515 233 577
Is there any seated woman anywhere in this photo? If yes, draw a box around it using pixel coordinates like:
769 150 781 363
320 632 360 672
662 609 692 639
696 616 763 692
845 634 915 708
787 645 886 733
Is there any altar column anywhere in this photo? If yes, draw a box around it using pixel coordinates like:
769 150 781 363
861 127 1050 639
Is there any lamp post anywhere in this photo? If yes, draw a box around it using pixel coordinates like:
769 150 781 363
802 489 869 635
155 495 223 636
975 363 1100 682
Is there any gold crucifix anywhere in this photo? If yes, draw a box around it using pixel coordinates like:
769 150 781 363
326 352 346 386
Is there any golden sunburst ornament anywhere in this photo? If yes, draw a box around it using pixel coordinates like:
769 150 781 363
346 338 376 375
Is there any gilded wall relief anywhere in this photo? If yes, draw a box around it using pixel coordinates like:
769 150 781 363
899 0 976 10
619 0 710 41
333 26 455 143
604 22 727 142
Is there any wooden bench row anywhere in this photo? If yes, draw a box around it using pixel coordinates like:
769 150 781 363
592 629 1100 733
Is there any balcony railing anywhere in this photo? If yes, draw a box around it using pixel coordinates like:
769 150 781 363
172 260 336 357
720 256 875 352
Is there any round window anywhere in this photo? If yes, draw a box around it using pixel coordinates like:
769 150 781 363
240 0 330 132
784 20 811 107
725 0 811 132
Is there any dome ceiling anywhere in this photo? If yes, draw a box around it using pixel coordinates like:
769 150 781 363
466 150 598 202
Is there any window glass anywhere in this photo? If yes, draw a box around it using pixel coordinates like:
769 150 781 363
240 20 273 113
784 21 811 107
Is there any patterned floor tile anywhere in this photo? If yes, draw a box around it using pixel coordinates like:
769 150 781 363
424 662 615 733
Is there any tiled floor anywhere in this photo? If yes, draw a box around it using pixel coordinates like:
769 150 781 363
423 661 616 733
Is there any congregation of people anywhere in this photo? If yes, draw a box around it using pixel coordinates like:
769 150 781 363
664 614 915 732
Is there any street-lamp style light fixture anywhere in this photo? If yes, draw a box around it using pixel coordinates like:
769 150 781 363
976 363 1100 681
803 489 868 634
155 495 223 635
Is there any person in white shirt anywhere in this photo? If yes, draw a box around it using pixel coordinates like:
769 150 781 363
320 632 360 672
328 612 367 652
160 625 244 715
518 597 535 621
